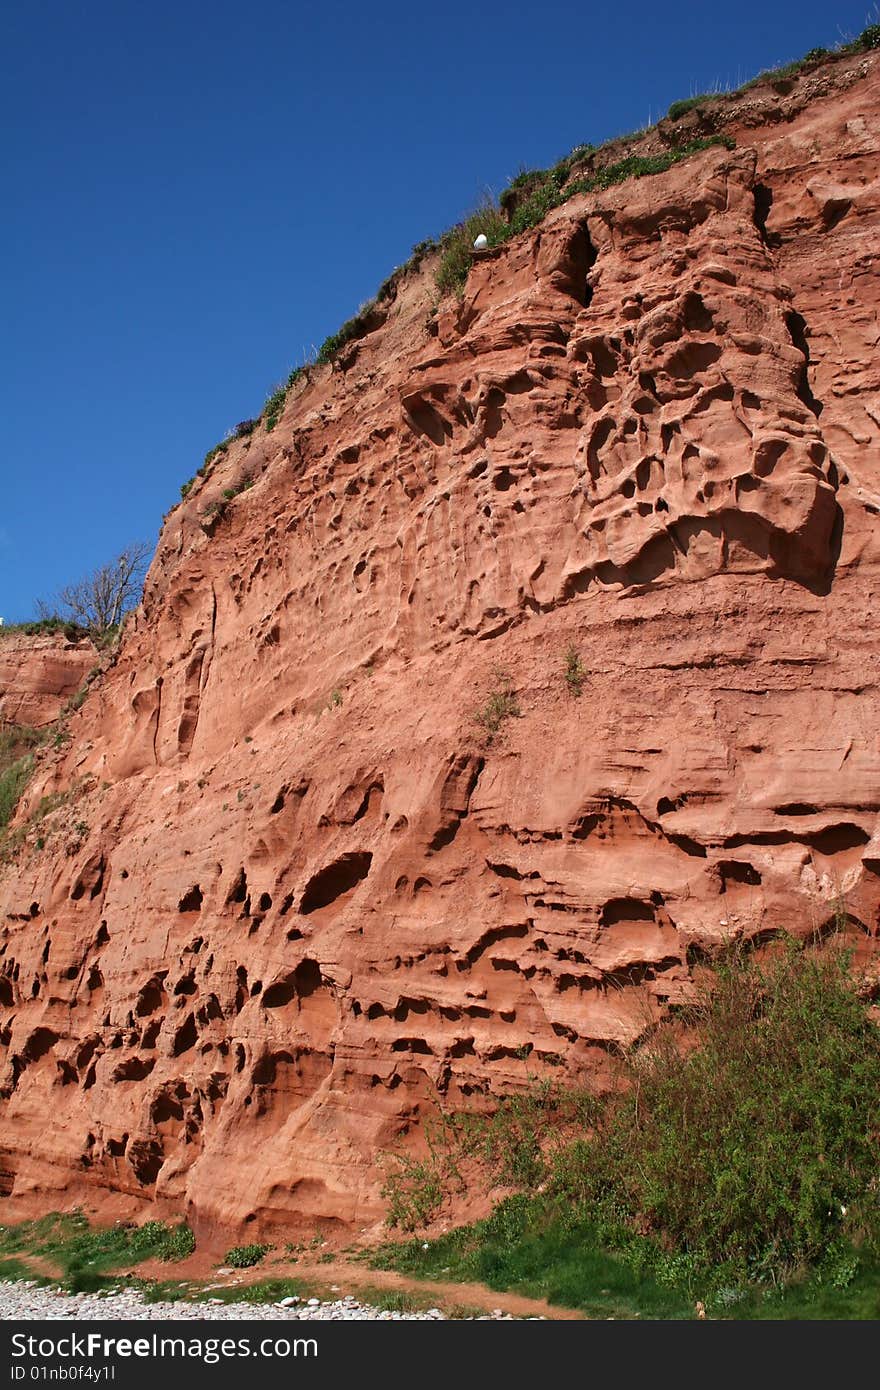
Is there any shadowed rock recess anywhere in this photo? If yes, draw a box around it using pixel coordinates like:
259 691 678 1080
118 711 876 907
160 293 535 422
1 51 880 1239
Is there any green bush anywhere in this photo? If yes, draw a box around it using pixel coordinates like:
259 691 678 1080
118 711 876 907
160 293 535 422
551 939 880 1284
224 1243 271 1268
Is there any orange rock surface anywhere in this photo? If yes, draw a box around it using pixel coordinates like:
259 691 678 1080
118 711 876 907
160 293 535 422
1 50 878 1239
0 634 96 728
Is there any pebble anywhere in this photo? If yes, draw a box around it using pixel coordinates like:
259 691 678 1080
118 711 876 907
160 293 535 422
0 1279 521 1321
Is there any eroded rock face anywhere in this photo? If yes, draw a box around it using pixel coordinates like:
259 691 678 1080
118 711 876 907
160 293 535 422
0 53 879 1239
0 635 96 728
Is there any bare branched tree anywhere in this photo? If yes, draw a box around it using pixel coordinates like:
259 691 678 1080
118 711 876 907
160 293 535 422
39 542 151 636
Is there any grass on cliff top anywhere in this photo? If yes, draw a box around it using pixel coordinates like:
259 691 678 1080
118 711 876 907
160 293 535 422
0 1213 195 1293
0 619 88 641
182 25 879 500
377 937 880 1319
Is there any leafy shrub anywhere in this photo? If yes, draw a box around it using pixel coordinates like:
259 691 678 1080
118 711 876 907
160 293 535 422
550 939 880 1284
225 1243 271 1268
381 1081 595 1230
0 618 85 641
233 418 258 439
381 1154 447 1232
474 669 521 742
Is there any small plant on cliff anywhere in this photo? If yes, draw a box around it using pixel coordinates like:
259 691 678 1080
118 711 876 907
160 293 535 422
316 301 382 365
564 645 586 697
263 383 288 432
474 669 521 743
667 92 716 120
225 1242 272 1268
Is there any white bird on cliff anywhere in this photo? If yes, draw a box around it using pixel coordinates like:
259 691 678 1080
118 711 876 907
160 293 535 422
473 233 489 250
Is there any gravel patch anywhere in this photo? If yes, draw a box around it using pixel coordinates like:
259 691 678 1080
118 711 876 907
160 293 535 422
1 1280 525 1320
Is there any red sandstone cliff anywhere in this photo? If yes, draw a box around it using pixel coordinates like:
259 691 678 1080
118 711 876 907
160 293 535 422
1 48 879 1240
0 634 96 729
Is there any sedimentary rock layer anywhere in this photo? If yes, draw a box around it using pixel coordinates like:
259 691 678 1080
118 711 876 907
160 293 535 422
0 636 95 729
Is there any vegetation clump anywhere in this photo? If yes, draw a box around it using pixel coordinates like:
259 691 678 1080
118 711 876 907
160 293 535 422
316 302 383 365
563 645 586 697
224 1243 272 1269
436 136 734 296
474 669 521 742
378 938 880 1311
0 1214 194 1293
435 202 508 298
667 93 716 120
0 618 85 641
853 23 880 50
0 753 36 831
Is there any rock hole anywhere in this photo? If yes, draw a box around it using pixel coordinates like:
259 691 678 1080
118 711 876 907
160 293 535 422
300 852 372 914
785 310 823 417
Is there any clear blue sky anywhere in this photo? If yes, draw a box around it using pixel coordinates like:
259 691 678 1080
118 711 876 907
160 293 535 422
2 0 872 620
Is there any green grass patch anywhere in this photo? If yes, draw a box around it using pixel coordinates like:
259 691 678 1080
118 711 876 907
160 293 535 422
263 384 288 432
352 1285 430 1313
372 1201 880 1320
190 1277 306 1305
437 137 734 296
667 93 717 119
316 303 382 365
0 1213 195 1292
0 1255 48 1283
371 1206 692 1319
224 1243 271 1268
0 619 86 640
